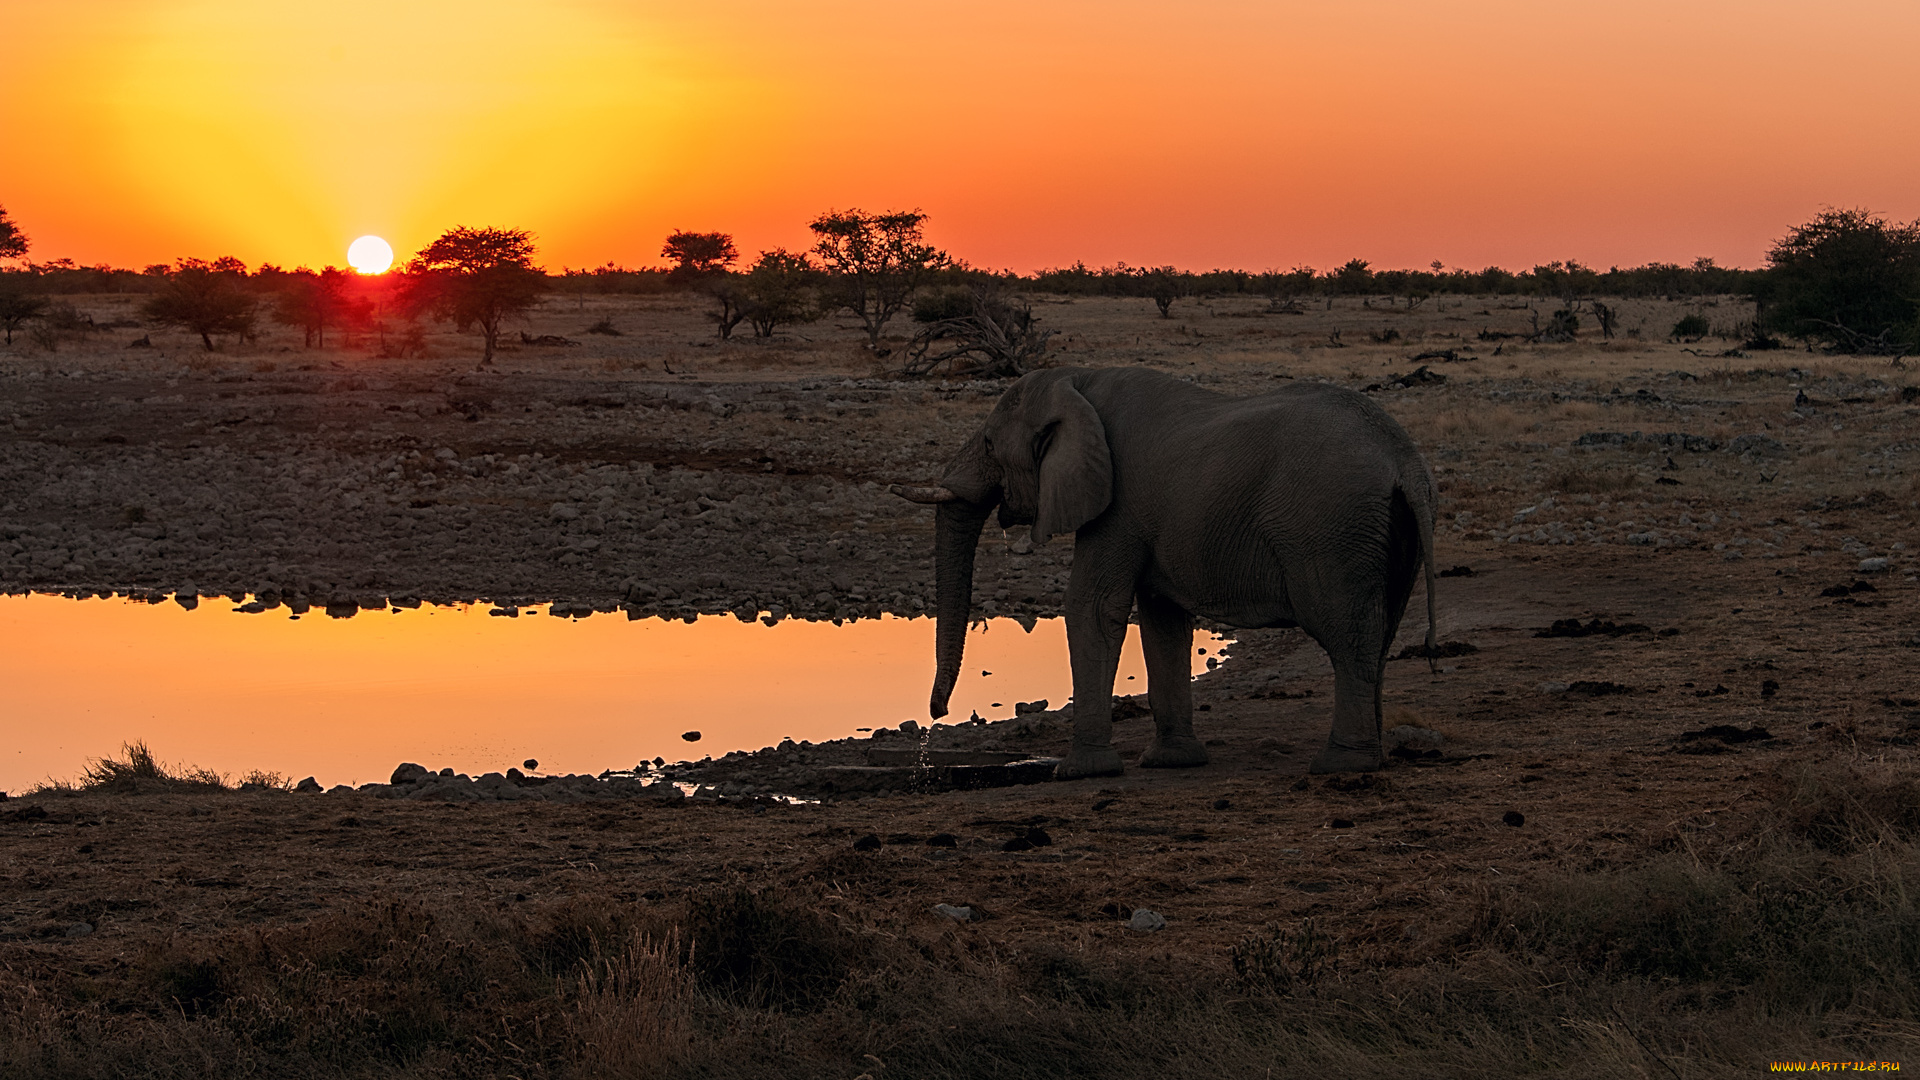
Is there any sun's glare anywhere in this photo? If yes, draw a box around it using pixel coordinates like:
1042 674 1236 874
347 235 393 274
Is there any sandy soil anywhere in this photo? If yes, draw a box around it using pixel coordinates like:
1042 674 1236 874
4 289 1920 1072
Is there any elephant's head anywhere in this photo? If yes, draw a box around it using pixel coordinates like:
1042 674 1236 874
898 370 1113 719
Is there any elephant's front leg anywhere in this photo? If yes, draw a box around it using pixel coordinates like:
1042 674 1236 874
1136 591 1207 768
1055 537 1141 780
1309 661 1386 773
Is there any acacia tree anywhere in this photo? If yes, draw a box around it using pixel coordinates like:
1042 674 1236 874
272 266 356 347
0 281 48 345
141 258 257 350
808 209 949 348
1757 208 1920 355
401 227 545 364
661 230 738 281
743 249 815 338
0 204 29 261
1137 266 1186 318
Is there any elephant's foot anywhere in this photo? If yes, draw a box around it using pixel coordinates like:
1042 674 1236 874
1054 746 1125 780
1308 745 1384 774
1139 736 1209 769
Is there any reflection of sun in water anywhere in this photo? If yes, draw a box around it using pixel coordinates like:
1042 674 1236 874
347 235 393 274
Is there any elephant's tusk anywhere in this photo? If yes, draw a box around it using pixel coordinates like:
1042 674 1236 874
890 484 960 504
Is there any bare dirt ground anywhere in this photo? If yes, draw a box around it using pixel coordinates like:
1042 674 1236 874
4 291 1920 1076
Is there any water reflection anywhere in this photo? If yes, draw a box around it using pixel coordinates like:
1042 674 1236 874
1 595 1224 791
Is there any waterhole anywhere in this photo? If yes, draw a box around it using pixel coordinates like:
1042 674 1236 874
2 593 1225 791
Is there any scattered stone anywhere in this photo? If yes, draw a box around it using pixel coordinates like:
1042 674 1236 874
1385 725 1445 755
1566 680 1633 696
390 763 429 785
1502 811 1526 827
1437 565 1475 577
524 759 539 771
926 832 958 848
1535 618 1650 639
1092 798 1117 811
851 833 882 852
1014 699 1050 714
1329 818 1355 829
1860 557 1891 574
1212 798 1232 810
682 731 701 742
1680 724 1774 744
1128 908 1167 932
294 776 321 793
1537 681 1570 694
64 922 93 938
932 903 974 922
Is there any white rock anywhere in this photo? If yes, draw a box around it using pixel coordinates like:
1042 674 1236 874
1537 681 1570 695
1128 909 1167 932
1859 557 1891 573
932 904 974 922
1385 724 1444 752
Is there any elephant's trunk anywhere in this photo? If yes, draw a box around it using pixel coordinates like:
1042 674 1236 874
930 498 993 719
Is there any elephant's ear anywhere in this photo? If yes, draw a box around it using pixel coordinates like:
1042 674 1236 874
1033 379 1112 542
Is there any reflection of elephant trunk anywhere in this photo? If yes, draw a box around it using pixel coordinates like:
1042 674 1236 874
904 366 1437 778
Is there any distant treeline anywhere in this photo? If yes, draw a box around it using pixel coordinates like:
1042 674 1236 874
0 255 1761 301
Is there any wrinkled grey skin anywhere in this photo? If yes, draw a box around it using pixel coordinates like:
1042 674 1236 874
924 367 1437 778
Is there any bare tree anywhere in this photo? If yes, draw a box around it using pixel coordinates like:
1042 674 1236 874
400 227 545 364
141 258 258 350
900 285 1055 378
808 209 949 349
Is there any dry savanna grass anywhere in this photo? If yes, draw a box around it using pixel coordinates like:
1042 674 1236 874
6 755 1920 1077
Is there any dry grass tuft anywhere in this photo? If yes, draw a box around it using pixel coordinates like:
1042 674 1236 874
76 740 227 792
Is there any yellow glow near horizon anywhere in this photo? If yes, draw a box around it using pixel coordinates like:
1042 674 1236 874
346 235 393 274
55 0 740 269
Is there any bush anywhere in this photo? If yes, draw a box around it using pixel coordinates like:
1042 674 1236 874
1671 313 1711 339
1757 207 1920 354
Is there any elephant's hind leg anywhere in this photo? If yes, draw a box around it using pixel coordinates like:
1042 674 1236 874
1308 662 1386 773
1137 592 1208 768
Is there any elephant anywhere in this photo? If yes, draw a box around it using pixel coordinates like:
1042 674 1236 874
895 366 1438 777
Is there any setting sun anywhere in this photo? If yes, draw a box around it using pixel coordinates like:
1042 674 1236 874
346 234 393 274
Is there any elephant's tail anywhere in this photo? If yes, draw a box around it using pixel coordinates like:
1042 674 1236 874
1397 469 1439 673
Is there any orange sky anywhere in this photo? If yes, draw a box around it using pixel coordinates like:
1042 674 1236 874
4 0 1918 274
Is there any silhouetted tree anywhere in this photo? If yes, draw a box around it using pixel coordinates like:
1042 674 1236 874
1756 208 1920 355
0 278 48 345
705 275 750 340
1331 258 1374 296
1138 266 1186 317
141 258 257 350
272 267 356 347
662 231 738 281
0 205 28 261
401 227 545 364
743 249 816 338
808 209 949 348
